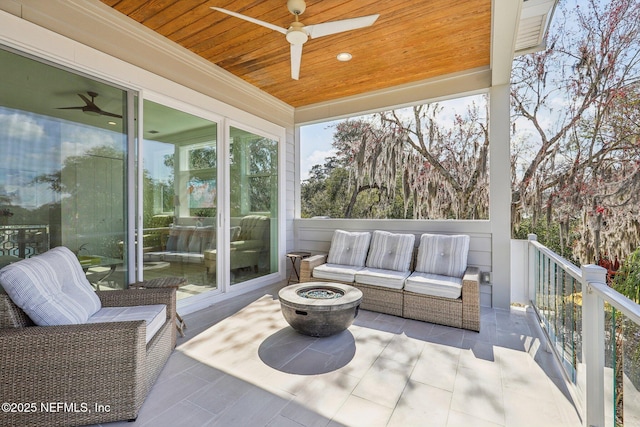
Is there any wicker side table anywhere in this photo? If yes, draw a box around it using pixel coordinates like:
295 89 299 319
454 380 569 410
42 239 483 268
130 277 187 337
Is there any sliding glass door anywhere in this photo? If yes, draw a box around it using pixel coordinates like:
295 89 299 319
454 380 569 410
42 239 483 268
141 100 218 298
140 111 281 295
228 126 278 285
1 46 282 302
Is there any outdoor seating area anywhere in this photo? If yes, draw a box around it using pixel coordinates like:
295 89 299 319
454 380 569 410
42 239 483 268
0 243 582 427
300 230 480 331
72 282 581 427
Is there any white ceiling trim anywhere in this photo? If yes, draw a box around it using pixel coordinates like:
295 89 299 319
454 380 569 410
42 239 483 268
491 0 522 86
295 66 491 125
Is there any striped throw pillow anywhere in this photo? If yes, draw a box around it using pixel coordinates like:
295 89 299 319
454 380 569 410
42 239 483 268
366 230 415 272
415 234 470 278
0 246 102 326
327 230 371 267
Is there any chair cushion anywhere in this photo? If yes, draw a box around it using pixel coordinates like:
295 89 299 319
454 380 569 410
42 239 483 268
365 230 415 272
313 263 363 282
165 235 177 251
415 234 470 277
174 227 193 252
326 230 371 267
405 272 463 299
230 226 242 242
0 246 102 326
238 215 269 241
87 304 166 344
355 267 410 290
188 233 202 253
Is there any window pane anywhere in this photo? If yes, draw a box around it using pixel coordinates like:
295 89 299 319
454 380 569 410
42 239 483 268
142 100 218 298
229 127 278 285
0 48 128 289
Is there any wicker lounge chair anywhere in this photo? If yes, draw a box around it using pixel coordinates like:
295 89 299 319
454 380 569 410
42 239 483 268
0 247 176 427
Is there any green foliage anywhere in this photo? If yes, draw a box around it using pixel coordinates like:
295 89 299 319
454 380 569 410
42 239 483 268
512 218 581 264
613 247 640 303
301 157 348 218
192 208 215 218
148 215 173 228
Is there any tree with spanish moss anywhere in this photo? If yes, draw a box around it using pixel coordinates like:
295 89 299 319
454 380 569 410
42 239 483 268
511 0 640 263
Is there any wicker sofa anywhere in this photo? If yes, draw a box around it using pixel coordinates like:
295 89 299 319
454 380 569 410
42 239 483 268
0 247 177 427
300 230 480 331
144 225 215 264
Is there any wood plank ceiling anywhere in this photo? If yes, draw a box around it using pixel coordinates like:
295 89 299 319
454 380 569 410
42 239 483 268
100 0 491 108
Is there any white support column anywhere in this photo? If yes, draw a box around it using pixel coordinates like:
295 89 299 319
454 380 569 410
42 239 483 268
489 84 512 309
581 264 607 427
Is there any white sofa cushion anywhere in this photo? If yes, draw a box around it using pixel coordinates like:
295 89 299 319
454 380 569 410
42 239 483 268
87 304 166 344
415 234 470 277
355 267 410 290
0 246 102 326
405 272 463 299
326 230 371 267
365 230 415 272
313 263 363 282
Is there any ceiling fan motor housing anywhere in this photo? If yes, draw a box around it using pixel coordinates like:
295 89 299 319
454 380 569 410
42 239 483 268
287 0 306 16
286 22 308 45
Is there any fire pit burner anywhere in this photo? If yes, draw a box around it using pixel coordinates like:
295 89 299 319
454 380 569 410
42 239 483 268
297 287 344 300
279 282 362 337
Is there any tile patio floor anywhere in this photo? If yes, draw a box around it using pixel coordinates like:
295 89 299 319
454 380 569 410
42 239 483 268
97 282 583 427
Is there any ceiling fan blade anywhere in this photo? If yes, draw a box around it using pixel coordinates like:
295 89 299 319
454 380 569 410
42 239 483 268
305 14 379 39
100 110 123 119
211 7 287 35
290 43 303 80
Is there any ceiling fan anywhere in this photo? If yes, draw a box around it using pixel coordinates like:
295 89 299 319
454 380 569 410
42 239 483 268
57 91 122 118
211 0 379 80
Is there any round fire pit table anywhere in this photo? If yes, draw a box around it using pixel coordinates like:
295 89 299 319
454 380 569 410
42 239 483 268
278 282 363 337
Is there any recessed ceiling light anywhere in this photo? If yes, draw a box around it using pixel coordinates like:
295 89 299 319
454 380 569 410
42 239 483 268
337 52 352 62
107 121 117 126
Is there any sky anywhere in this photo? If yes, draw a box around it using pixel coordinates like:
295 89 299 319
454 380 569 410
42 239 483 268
298 95 486 181
299 121 339 181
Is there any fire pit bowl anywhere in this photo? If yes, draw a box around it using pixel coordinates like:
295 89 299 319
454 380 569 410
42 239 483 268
278 282 363 337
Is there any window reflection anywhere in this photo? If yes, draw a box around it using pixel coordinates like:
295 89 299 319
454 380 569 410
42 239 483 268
229 127 278 284
0 48 128 288
141 100 218 298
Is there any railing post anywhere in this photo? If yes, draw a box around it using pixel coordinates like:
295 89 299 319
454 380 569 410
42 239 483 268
527 234 537 303
582 264 607 427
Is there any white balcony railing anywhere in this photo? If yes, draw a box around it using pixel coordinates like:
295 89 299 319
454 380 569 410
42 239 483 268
526 234 640 427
